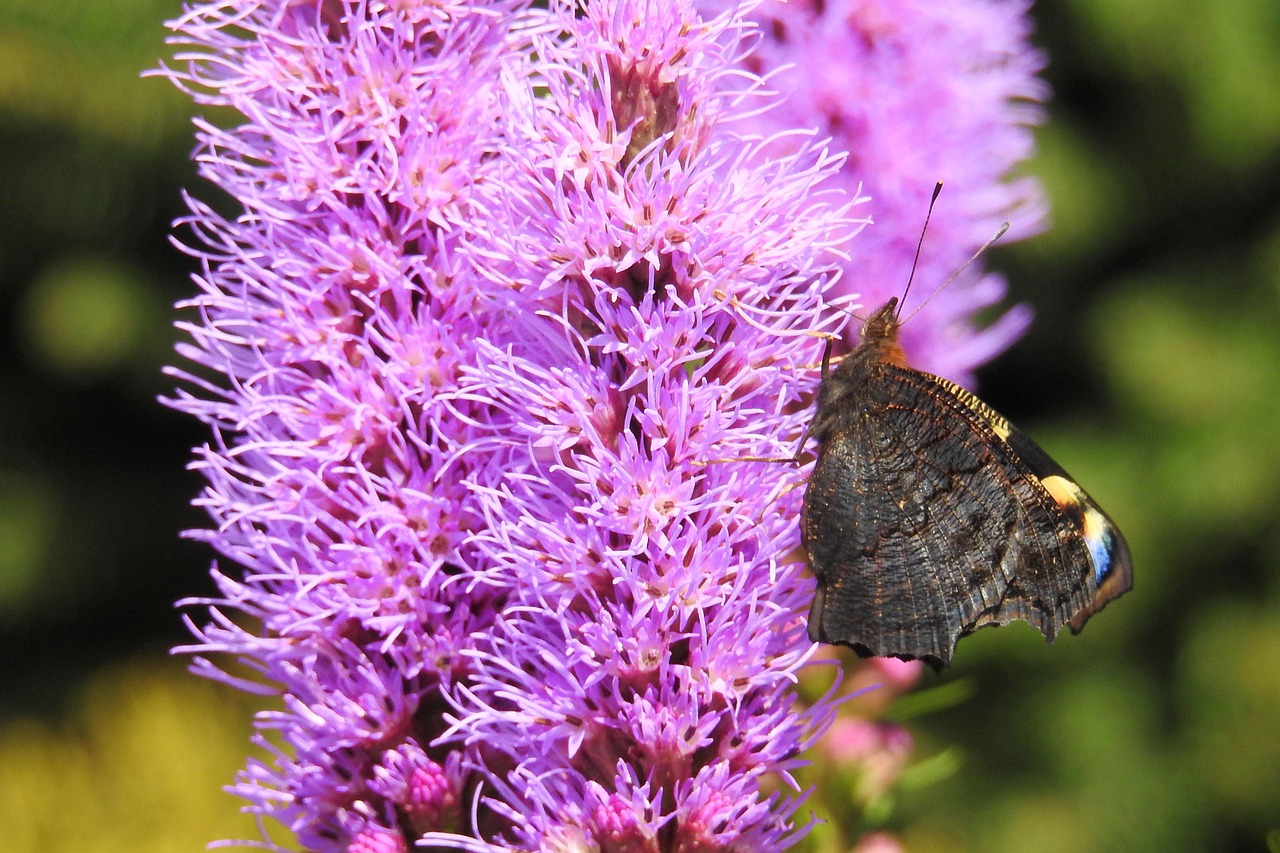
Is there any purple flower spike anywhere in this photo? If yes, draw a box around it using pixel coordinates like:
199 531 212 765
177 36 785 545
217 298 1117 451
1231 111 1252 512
161 0 529 848
429 2 856 849
717 0 1048 385
160 0 1047 849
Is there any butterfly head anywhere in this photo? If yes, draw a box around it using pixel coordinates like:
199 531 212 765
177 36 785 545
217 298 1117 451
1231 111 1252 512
856 297 908 368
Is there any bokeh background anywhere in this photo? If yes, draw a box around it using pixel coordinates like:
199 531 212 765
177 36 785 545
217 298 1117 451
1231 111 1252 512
1 1 1277 851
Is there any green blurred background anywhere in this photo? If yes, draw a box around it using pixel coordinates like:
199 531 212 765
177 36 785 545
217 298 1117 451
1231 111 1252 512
1 1 1277 851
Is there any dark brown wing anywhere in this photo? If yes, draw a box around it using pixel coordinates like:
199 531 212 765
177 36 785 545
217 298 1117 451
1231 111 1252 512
802 363 1127 667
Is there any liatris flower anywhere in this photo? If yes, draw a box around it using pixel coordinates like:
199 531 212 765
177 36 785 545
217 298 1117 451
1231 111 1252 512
160 0 1047 850
713 0 1048 385
161 2 528 847
426 3 860 847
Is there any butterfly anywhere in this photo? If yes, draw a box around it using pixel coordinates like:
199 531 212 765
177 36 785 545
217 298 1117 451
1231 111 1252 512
801 296 1133 668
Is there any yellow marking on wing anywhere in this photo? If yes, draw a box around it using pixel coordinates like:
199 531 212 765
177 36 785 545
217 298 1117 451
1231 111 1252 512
928 375 1012 440
1081 503 1107 542
1040 474 1082 509
1042 474 1114 582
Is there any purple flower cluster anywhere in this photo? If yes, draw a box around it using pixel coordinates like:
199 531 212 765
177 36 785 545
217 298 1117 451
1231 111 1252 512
719 0 1048 385
160 1 1045 850
164 2 526 847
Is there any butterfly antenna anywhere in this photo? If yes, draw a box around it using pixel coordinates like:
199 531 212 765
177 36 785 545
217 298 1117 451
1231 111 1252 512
902 220 1011 326
897 181 945 321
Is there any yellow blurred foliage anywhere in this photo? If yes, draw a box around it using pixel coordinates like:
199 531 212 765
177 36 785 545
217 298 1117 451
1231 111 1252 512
0 659 288 853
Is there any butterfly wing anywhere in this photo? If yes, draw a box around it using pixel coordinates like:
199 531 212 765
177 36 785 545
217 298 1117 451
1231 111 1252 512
995 408 1134 634
803 363 1131 667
